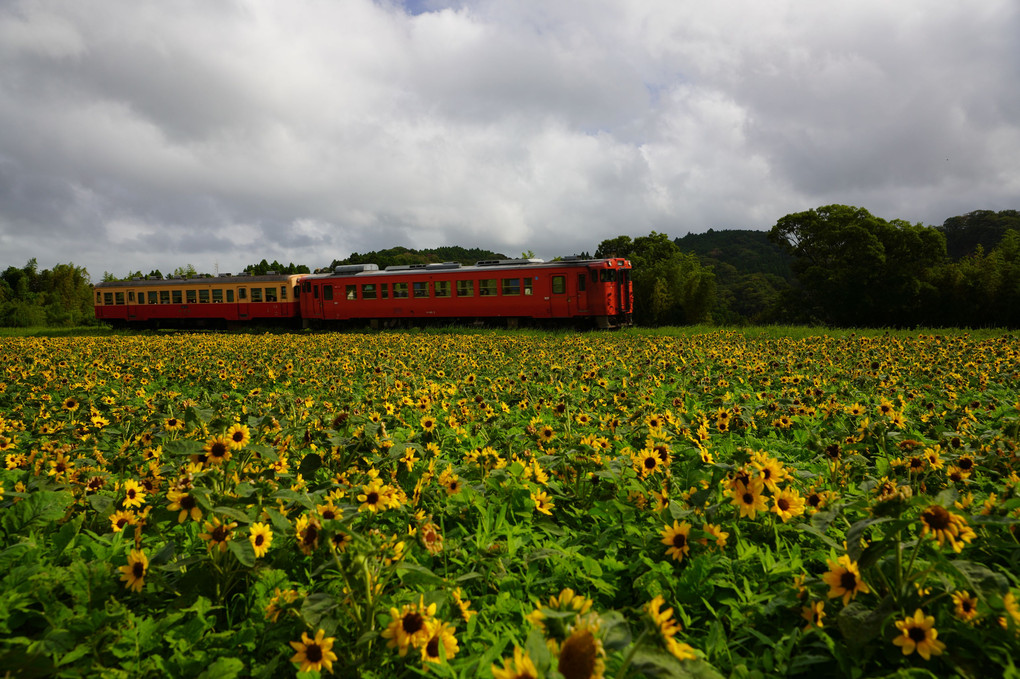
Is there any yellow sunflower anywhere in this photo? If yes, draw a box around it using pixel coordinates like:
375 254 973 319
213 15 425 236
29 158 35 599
119 549 148 592
660 520 692 563
492 646 540 679
892 609 946 660
290 628 338 674
822 555 870 605
226 423 250 450
249 522 273 558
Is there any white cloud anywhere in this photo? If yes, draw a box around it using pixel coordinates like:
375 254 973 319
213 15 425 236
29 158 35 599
0 0 1017 276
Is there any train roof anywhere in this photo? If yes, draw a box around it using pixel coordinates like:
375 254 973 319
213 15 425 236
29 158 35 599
94 273 301 288
304 257 629 280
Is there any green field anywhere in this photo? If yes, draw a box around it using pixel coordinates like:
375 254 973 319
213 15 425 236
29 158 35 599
1 328 1018 677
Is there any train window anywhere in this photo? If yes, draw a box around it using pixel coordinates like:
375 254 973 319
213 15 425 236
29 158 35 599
456 280 474 297
501 278 520 296
128 291 135 302
266 287 277 302
524 278 533 295
413 281 429 298
148 291 158 304
434 281 451 298
160 290 170 304
212 289 223 303
303 282 311 293
393 282 409 298
186 290 197 304
323 286 333 300
103 292 114 305
172 290 183 304
251 288 263 302
227 289 235 303
199 290 210 303
96 291 102 304
577 274 586 292
600 269 616 282
381 283 389 299
479 279 497 296
552 276 566 294
362 284 377 299
115 292 125 305
137 293 144 305
281 285 287 300
345 285 357 300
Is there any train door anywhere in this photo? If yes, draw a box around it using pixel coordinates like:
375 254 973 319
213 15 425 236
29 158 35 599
576 272 590 314
237 287 249 319
617 268 632 314
548 274 571 317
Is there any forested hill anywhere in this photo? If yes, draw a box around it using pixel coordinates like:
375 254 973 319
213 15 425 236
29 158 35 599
674 229 793 280
329 246 507 271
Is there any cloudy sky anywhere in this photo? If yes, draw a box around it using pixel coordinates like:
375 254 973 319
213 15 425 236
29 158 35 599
1 0 1017 278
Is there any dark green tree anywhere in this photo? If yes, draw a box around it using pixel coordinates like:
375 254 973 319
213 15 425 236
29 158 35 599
596 232 716 326
769 205 946 327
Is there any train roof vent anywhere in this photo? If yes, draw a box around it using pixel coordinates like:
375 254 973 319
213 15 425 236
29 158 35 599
425 262 462 270
333 263 380 274
562 255 582 261
266 270 277 275
384 263 429 271
131 276 142 281
477 258 545 266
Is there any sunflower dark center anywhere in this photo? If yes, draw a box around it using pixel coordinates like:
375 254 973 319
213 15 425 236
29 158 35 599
558 630 597 679
807 493 821 507
839 571 857 590
403 612 424 634
923 506 951 530
132 562 144 577
908 626 926 642
232 431 245 442
210 442 228 457
254 534 265 546
211 526 229 541
644 457 657 469
181 495 197 510
303 525 319 545
426 636 440 658
742 493 754 504
306 644 323 662
777 498 790 511
672 534 686 548
366 492 379 504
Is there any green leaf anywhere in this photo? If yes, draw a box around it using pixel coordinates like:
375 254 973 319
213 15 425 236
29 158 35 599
214 506 252 524
197 657 245 679
2 491 69 535
228 537 256 568
298 452 322 479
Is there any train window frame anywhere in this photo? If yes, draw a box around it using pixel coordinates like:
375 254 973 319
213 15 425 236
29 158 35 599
212 289 223 303
160 290 170 304
501 278 521 296
412 281 429 298
434 281 451 298
362 283 377 299
227 289 235 302
552 275 566 294
266 287 277 302
600 269 616 282
103 292 114 305
137 293 144 305
281 286 287 300
128 291 135 303
148 291 158 304
323 286 333 301
456 280 474 297
381 283 389 299
115 292 125 305
479 279 497 296
345 285 357 300
251 288 262 303
172 290 183 304
393 282 409 299
577 273 586 292
96 291 102 304
186 290 197 304
199 290 210 303
524 278 533 296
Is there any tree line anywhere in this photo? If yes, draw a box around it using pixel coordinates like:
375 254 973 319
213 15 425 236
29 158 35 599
3 207 1017 328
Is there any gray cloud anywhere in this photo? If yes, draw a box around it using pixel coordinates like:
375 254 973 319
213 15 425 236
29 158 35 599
0 0 1017 278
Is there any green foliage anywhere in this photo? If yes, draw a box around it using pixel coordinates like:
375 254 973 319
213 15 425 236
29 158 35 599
330 246 508 271
939 209 1020 260
244 259 311 275
597 232 717 325
0 260 95 328
769 205 947 327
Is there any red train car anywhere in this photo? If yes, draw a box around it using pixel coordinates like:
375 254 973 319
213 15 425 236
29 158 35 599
94 273 303 328
297 257 633 328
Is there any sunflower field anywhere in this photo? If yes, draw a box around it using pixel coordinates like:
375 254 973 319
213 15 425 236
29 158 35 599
1 329 1019 678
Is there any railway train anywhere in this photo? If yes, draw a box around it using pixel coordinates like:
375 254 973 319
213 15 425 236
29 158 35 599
93 257 634 329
